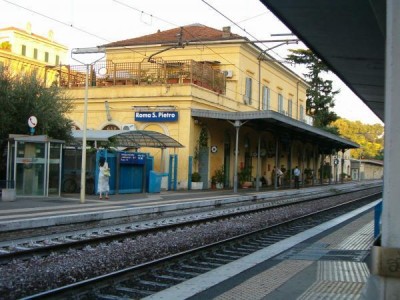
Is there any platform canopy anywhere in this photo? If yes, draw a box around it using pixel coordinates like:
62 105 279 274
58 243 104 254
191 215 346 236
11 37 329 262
260 0 385 122
71 130 184 149
192 109 359 151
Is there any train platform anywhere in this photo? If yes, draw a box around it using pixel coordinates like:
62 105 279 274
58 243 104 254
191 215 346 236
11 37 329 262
145 200 378 300
0 181 381 232
0 181 381 299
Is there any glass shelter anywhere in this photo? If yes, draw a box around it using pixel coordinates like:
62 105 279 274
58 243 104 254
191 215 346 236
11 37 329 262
6 135 64 197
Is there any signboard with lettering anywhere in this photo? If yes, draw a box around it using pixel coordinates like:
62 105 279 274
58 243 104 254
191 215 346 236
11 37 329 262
120 152 146 165
135 111 178 122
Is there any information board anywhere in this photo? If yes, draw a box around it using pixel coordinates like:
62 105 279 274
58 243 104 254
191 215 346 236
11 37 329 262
120 153 146 165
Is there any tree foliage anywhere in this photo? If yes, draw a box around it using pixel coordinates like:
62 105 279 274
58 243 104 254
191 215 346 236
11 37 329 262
0 70 73 178
332 118 384 159
286 49 339 131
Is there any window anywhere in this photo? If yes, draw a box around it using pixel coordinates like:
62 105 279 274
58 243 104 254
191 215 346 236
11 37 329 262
278 93 284 113
33 48 38 60
44 52 49 63
55 55 60 65
288 99 293 117
103 124 120 130
262 86 270 110
21 45 26 56
244 77 252 105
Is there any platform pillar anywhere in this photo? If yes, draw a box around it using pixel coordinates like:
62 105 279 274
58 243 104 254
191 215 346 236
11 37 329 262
363 0 400 298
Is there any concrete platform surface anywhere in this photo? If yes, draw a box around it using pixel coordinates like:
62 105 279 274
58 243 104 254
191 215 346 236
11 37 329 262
144 201 378 300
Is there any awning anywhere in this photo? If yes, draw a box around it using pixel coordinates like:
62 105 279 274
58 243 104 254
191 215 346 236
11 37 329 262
71 130 184 149
259 0 385 121
9 134 65 144
192 109 359 151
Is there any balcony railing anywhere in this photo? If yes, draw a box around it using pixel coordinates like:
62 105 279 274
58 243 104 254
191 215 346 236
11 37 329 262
57 59 226 94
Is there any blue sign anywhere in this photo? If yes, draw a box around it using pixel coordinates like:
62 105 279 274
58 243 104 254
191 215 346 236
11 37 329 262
135 111 178 122
120 153 146 165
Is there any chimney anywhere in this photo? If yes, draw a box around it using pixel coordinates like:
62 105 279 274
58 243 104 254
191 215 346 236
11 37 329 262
26 22 32 34
48 30 54 41
222 26 231 38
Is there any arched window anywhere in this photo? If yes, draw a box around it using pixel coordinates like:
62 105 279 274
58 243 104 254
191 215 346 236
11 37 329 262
103 124 120 130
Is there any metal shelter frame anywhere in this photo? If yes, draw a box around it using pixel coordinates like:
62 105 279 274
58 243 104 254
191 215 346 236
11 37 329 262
71 130 184 149
192 109 359 193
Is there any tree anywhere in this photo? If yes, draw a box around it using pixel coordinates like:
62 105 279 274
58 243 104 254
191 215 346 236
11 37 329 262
287 49 339 131
332 118 384 159
0 70 74 178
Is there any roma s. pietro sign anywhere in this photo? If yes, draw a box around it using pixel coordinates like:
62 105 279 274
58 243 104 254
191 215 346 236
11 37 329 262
135 111 178 122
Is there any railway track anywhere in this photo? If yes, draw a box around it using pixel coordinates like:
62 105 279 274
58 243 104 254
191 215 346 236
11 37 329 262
0 187 380 263
19 191 381 299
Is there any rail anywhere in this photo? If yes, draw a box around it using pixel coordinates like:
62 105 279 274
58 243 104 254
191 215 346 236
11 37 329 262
56 59 226 94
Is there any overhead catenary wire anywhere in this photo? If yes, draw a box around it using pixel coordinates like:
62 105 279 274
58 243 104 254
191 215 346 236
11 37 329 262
2 0 303 106
1 0 148 58
110 1 302 104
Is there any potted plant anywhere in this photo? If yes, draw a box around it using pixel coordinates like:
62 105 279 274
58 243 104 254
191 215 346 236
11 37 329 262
304 168 313 184
238 166 252 188
211 176 217 189
213 166 225 189
191 172 203 190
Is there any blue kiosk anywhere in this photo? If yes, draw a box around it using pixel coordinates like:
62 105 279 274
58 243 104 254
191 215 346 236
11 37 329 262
70 130 183 194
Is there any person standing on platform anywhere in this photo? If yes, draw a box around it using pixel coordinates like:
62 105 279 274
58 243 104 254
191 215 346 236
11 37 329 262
98 157 110 199
293 166 301 189
273 166 283 187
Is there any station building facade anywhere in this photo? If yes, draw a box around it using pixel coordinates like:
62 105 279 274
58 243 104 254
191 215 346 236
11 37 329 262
0 23 67 85
59 24 357 189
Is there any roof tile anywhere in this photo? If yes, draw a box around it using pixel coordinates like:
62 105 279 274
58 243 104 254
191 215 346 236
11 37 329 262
103 24 243 47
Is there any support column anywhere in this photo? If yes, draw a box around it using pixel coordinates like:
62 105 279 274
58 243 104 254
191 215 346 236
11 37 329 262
256 135 261 192
232 120 242 193
301 146 305 188
341 149 345 183
363 0 400 298
274 138 279 189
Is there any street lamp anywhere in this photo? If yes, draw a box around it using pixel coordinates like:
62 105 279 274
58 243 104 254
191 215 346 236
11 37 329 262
71 47 105 204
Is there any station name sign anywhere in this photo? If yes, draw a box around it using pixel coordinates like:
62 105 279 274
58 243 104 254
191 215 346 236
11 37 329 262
120 153 146 165
135 111 178 122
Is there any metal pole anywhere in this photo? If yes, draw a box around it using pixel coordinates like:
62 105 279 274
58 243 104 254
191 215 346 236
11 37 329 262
233 121 240 193
80 64 89 204
358 151 362 182
275 138 279 189
71 47 105 204
256 135 261 191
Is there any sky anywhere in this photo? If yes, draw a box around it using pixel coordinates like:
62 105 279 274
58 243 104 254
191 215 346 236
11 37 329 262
0 0 383 125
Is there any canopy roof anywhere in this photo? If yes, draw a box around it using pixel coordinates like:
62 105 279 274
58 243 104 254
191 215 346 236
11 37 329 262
8 134 64 144
192 109 359 151
260 0 385 122
71 130 184 149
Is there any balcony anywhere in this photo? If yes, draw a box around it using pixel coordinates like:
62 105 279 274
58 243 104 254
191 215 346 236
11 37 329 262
56 59 226 94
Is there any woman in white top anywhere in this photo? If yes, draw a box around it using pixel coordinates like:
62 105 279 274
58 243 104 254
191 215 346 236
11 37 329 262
98 157 110 199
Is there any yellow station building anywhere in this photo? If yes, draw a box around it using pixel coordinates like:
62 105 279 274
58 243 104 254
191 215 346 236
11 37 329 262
58 24 357 189
0 23 377 195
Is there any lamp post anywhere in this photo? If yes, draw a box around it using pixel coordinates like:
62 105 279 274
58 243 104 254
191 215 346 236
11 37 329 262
71 47 105 204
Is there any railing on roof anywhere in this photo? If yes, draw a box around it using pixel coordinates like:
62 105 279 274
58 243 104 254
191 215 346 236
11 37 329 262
57 59 226 94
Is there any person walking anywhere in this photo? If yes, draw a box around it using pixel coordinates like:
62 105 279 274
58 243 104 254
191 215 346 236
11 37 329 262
98 157 110 199
293 166 301 189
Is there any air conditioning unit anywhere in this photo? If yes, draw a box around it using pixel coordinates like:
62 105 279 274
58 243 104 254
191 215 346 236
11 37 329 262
223 70 233 78
122 124 137 131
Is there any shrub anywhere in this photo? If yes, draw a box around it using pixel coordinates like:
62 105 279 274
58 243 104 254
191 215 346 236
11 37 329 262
191 172 201 182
